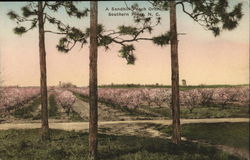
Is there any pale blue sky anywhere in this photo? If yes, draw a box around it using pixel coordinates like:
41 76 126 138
0 1 249 86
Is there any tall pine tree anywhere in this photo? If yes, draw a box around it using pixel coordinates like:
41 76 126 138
7 1 88 140
89 1 98 160
151 0 243 144
53 0 243 155
55 2 161 159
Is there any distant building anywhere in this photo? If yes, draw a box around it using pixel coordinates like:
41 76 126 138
182 79 187 86
59 81 77 88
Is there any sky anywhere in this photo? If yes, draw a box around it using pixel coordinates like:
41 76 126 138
0 1 249 87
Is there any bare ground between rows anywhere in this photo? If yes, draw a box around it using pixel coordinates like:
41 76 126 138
1 94 164 123
72 96 163 121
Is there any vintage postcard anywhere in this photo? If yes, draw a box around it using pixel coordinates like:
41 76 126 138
0 1 249 160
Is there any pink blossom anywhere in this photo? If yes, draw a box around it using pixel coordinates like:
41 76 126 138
55 90 76 115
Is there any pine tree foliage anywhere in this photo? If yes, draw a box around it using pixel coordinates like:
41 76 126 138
153 32 171 46
149 0 169 10
13 26 27 35
56 2 163 64
8 1 242 63
151 0 243 36
7 2 88 36
118 26 138 36
119 45 136 64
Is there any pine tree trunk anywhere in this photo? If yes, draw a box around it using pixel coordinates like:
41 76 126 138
89 1 98 160
38 1 49 140
169 0 181 144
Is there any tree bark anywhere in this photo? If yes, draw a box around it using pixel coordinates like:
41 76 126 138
89 1 98 160
169 0 181 144
38 1 49 140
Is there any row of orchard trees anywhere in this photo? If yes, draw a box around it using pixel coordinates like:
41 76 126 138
7 1 243 159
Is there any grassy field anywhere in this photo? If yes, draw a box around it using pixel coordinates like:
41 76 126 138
157 122 249 152
0 129 242 160
145 106 249 119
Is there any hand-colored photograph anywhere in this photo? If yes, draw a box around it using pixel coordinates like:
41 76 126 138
0 1 249 160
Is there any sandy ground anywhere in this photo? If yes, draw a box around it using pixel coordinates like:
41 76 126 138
71 98 89 120
0 118 248 131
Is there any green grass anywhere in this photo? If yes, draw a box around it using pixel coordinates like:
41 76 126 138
180 106 249 119
143 106 249 119
142 106 172 118
69 110 84 121
11 97 41 119
157 122 249 152
0 129 242 160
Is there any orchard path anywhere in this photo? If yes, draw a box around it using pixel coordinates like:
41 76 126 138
0 118 248 131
